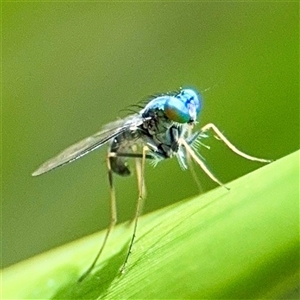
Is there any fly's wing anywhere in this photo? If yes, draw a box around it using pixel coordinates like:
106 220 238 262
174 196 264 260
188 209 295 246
32 114 143 176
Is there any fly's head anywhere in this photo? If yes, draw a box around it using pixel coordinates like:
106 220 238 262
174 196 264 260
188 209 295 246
164 88 202 126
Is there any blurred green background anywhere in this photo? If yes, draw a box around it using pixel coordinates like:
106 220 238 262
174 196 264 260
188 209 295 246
2 2 299 268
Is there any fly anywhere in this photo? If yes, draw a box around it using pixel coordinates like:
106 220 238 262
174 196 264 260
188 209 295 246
32 88 271 281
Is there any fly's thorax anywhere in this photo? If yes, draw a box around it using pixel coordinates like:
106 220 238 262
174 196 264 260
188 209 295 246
142 108 173 136
140 124 185 161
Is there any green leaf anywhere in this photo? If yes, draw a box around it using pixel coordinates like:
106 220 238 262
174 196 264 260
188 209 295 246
2 151 299 299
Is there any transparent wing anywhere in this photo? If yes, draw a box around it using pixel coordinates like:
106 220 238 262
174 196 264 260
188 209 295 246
32 114 143 176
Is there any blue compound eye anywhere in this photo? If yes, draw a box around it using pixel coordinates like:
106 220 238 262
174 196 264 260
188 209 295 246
164 88 202 123
165 97 190 123
183 88 202 116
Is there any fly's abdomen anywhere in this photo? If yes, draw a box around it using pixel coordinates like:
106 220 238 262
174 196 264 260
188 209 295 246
109 130 139 176
110 155 131 176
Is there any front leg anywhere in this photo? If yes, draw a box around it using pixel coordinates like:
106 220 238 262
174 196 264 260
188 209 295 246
200 123 272 163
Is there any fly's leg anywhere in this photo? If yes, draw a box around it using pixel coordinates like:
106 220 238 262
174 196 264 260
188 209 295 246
78 152 117 282
187 156 203 192
134 155 147 215
120 146 148 273
186 126 203 193
133 145 147 202
124 149 147 228
180 123 271 189
179 138 229 189
200 123 272 163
